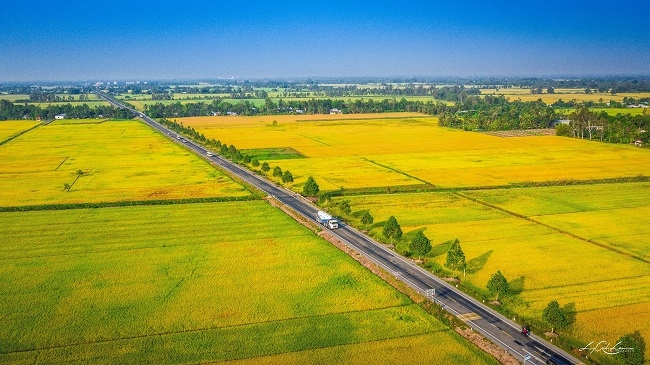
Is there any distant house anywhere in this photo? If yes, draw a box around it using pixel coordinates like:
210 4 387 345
329 108 342 114
551 119 570 127
635 140 643 147
55 114 66 120
226 111 238 116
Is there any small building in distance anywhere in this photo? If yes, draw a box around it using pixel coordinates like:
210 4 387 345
54 114 67 120
550 119 570 127
329 108 342 114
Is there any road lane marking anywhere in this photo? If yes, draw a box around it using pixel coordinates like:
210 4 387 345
101 93 577 365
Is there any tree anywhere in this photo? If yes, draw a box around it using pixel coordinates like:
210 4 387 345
302 176 320 196
282 170 294 184
542 300 574 333
486 271 509 301
360 211 374 229
76 170 84 177
272 166 283 177
616 331 645 365
251 159 260 167
261 162 270 173
410 231 431 260
555 123 571 137
63 183 71 191
445 239 466 272
338 199 351 215
382 216 402 243
242 154 251 164
318 191 332 204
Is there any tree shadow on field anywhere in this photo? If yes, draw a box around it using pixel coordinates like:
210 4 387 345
402 227 427 243
509 276 526 295
465 250 493 274
351 209 369 218
427 239 454 258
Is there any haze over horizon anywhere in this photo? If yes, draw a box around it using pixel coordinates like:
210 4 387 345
1 0 649 82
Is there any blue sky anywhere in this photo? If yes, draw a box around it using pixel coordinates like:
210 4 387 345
1 1 649 81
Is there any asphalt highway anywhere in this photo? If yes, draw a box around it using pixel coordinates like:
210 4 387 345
98 92 582 365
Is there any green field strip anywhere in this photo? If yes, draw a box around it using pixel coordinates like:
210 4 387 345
220 329 452 364
0 230 316 262
455 191 650 264
0 122 43 146
521 273 650 293
0 304 436 357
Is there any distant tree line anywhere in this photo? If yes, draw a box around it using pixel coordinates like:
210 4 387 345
143 97 453 118
551 96 650 109
438 95 557 130
0 99 133 120
285 85 481 102
28 91 91 103
556 106 650 144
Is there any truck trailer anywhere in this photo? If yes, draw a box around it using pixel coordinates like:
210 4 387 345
317 211 339 229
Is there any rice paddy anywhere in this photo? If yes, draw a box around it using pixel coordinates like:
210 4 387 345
181 113 650 190
0 120 250 207
331 184 650 355
0 120 41 142
0 201 497 364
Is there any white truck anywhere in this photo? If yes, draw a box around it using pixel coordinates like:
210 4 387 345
317 211 339 229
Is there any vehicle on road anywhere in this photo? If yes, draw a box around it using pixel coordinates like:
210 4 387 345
317 211 339 229
546 355 568 365
95 92 580 365
206 152 214 157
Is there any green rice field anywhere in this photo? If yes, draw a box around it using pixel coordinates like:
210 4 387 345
0 201 497 364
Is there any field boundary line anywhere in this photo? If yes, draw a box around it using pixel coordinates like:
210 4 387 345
0 122 43 146
54 157 68 171
0 195 261 213
456 191 650 264
323 176 650 197
294 132 334 147
361 158 432 185
0 304 416 355
211 329 452 365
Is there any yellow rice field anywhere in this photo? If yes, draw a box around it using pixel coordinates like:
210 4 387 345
481 89 650 104
0 120 249 206
181 113 650 190
332 190 650 354
464 183 650 260
0 120 40 142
